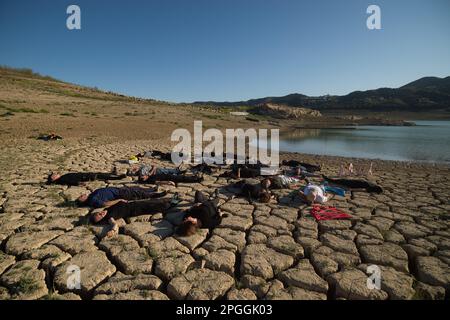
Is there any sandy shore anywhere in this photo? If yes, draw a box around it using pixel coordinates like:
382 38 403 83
0 137 449 300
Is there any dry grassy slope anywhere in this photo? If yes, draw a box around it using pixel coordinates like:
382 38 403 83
0 68 272 142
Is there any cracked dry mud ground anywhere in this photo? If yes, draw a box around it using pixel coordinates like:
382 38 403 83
0 138 449 300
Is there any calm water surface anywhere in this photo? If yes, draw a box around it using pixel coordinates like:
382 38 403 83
256 121 450 163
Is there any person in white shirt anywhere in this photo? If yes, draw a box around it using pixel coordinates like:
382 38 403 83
299 184 335 204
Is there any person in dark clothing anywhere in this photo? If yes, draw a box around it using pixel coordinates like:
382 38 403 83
190 163 217 175
176 191 222 236
47 172 127 186
149 150 191 162
147 150 172 161
77 186 165 208
37 133 63 141
219 164 261 179
139 173 203 185
91 196 177 224
237 161 269 169
322 175 383 193
92 194 181 237
281 160 321 172
231 180 272 203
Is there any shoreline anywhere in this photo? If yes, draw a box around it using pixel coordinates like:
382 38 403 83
2 135 450 169
280 151 450 168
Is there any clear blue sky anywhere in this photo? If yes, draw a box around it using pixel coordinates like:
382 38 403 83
0 0 449 102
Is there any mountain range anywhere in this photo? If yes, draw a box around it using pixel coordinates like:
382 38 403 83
193 76 450 112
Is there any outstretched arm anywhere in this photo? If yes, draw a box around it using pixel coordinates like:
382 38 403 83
106 218 119 237
150 166 158 176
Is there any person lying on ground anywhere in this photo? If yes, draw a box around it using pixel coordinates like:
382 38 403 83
297 184 335 205
322 175 383 193
127 164 147 176
92 195 180 237
261 175 304 190
231 180 273 204
127 164 185 178
198 152 242 164
47 171 127 186
146 150 190 162
219 167 256 178
190 163 218 175
136 150 171 161
282 165 322 178
91 193 180 226
138 172 203 185
176 190 222 237
37 133 62 141
219 163 272 179
281 160 321 172
77 186 166 208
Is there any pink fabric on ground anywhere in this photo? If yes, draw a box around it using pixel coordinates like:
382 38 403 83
310 205 352 221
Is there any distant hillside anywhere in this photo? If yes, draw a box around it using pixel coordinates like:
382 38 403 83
2 66 449 114
0 65 165 104
401 76 450 91
194 76 450 112
0 66 234 140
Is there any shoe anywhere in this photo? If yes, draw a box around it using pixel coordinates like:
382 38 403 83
170 192 181 206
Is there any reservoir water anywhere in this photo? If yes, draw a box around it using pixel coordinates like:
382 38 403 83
256 121 450 163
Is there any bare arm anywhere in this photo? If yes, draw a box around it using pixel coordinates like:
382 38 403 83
105 217 119 238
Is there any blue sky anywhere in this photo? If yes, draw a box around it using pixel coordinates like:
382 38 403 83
0 0 449 102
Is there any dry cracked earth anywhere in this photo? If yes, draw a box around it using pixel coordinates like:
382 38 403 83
0 138 449 300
